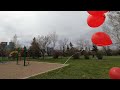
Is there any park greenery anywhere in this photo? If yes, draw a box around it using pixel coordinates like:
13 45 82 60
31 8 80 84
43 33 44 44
0 11 120 79
28 56 120 79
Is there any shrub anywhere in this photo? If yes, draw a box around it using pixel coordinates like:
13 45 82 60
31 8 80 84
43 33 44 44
53 50 61 59
72 52 80 59
53 53 59 59
96 51 103 60
68 48 80 56
117 50 120 55
84 51 90 59
63 52 68 57
110 50 120 56
106 49 112 56
84 55 89 59
53 54 59 59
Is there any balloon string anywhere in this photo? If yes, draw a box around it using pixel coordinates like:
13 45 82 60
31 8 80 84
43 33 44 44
57 51 82 73
63 52 79 64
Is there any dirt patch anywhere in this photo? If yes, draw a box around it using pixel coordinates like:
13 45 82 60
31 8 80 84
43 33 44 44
0 61 68 79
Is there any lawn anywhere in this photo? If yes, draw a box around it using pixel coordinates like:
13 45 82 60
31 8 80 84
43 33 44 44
1 56 120 79
28 56 120 79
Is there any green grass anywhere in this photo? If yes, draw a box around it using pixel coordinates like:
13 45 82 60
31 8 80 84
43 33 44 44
0 57 9 62
1 56 120 79
28 56 120 79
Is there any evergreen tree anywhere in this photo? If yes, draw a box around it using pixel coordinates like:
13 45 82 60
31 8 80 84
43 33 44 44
29 37 40 59
67 45 70 51
70 42 73 48
92 44 98 52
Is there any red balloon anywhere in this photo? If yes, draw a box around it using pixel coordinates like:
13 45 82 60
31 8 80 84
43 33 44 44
87 15 106 28
109 67 120 79
87 11 108 16
91 32 112 46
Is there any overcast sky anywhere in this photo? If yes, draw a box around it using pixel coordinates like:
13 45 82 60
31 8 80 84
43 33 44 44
0 11 104 46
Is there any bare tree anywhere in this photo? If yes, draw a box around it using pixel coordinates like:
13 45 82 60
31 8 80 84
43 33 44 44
102 11 120 48
58 38 69 53
37 35 51 49
16 41 22 48
75 38 91 51
49 31 58 49
37 35 51 59
84 40 91 51
75 38 84 50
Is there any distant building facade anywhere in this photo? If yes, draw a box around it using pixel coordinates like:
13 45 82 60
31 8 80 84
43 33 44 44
7 42 15 50
0 42 8 49
0 42 15 51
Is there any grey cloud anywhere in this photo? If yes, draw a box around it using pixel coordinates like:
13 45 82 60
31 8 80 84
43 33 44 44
0 11 103 46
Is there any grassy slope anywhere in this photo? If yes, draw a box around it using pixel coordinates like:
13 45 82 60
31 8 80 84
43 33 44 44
28 56 120 79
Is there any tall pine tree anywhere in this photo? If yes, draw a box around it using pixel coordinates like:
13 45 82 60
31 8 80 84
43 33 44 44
29 37 40 59
70 42 73 49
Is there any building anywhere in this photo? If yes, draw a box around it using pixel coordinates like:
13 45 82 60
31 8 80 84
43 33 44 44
0 42 15 51
7 42 15 50
0 42 8 49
